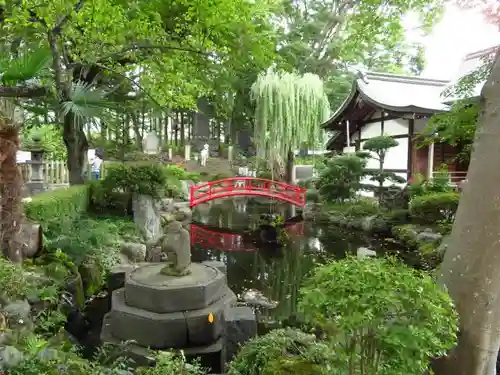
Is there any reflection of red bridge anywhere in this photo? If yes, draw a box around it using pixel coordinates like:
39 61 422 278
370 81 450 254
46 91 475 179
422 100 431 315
190 222 305 252
189 177 307 208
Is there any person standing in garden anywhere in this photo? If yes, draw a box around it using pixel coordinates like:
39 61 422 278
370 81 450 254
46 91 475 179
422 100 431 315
90 154 103 180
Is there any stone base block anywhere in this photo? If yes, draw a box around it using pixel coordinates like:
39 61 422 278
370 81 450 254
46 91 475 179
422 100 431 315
125 263 227 313
101 317 225 373
201 261 227 275
107 286 236 349
225 306 257 362
107 263 146 294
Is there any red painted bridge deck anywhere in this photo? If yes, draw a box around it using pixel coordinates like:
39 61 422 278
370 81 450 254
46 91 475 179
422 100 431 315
189 177 307 208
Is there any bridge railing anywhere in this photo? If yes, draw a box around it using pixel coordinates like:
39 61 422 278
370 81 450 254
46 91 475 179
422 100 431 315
189 177 307 208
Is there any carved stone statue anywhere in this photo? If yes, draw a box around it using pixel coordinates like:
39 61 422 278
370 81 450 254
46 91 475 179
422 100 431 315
200 143 209 167
146 219 191 276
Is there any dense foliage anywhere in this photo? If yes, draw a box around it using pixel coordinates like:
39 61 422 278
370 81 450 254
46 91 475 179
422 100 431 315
227 328 336 375
315 154 366 202
298 257 458 375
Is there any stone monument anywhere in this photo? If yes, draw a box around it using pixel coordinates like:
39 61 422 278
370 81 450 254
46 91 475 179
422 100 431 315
25 135 46 195
143 132 159 155
101 221 240 372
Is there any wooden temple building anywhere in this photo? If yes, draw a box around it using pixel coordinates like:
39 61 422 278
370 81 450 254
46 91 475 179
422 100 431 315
322 71 472 185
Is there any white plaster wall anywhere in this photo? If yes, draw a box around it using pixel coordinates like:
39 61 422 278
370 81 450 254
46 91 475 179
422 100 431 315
342 146 356 153
384 118 408 136
362 122 382 138
351 132 360 142
384 138 408 170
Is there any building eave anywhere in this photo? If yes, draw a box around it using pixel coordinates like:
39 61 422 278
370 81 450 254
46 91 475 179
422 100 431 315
322 72 449 130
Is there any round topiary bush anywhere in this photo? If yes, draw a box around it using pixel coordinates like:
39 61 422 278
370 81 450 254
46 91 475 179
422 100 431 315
409 191 459 224
298 257 458 375
226 328 336 375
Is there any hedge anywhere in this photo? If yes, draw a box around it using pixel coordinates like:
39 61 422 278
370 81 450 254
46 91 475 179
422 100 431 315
409 191 460 224
24 185 89 223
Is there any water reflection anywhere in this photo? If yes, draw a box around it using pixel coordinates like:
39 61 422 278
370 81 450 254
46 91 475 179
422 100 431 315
191 198 373 323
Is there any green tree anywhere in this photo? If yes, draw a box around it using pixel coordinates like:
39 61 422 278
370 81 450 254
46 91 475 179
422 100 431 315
315 154 366 203
276 0 443 109
361 135 406 206
0 0 277 184
250 68 330 181
420 47 494 162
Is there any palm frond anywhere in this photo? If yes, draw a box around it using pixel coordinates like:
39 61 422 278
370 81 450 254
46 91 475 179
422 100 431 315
1 47 52 85
62 81 117 120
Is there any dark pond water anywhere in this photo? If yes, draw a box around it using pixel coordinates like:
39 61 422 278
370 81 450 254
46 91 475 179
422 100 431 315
190 198 385 324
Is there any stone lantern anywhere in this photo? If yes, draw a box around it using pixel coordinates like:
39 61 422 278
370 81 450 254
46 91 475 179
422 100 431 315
26 135 46 195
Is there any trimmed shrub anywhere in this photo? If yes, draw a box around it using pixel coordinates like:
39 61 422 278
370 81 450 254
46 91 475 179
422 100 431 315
298 257 458 374
103 163 167 198
382 208 410 225
88 181 131 216
227 328 336 375
315 154 366 203
409 191 460 224
342 199 379 217
24 185 89 223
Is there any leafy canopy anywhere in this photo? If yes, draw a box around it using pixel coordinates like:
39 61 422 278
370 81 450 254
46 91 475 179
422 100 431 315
0 0 278 109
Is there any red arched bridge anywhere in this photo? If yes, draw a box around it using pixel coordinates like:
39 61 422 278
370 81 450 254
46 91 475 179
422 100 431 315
189 177 307 208
190 222 305 252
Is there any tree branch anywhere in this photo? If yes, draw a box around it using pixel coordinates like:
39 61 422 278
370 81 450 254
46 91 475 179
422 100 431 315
53 0 85 34
0 86 47 98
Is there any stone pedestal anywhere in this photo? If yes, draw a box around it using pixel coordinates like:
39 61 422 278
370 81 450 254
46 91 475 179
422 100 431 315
102 262 237 364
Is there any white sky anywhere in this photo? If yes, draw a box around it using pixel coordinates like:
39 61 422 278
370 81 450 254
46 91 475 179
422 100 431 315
407 4 500 79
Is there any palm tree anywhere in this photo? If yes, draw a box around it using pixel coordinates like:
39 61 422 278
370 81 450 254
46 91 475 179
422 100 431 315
0 47 117 182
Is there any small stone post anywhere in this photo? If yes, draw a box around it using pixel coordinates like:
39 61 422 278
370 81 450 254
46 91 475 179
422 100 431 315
168 147 173 160
228 145 234 165
185 144 191 161
26 136 46 195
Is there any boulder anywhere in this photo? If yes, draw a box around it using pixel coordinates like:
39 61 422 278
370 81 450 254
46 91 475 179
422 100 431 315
0 346 24 369
416 229 442 244
3 299 31 321
240 289 278 309
357 247 377 258
132 194 162 242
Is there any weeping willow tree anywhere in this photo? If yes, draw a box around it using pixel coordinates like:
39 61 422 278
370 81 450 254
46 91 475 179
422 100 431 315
250 68 331 181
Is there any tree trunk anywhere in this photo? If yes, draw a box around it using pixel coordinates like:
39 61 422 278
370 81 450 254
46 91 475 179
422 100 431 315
433 52 500 375
180 112 185 146
63 113 88 185
286 149 294 184
131 111 143 150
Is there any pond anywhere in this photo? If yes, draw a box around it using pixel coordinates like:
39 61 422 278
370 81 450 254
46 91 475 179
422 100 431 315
189 197 387 327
